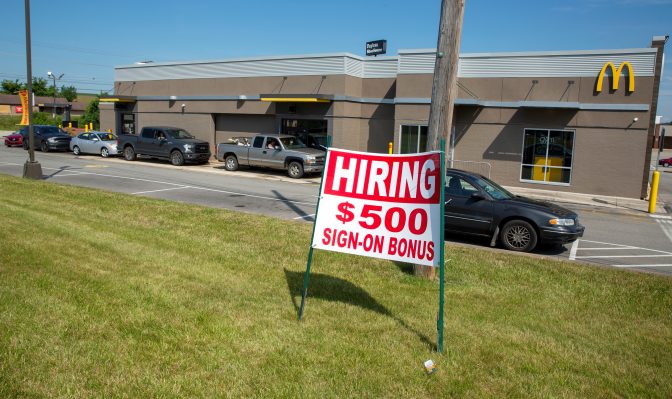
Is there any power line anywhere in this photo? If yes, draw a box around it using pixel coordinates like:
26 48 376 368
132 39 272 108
0 73 113 86
0 37 149 60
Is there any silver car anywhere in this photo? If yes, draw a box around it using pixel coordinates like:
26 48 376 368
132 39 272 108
70 131 119 157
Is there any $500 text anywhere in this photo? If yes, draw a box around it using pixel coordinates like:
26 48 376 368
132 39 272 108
335 201 429 235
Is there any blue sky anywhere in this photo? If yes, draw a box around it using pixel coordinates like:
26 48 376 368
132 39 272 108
1 0 670 119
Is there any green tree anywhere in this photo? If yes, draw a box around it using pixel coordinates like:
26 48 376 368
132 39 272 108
82 96 100 129
32 77 54 96
1 79 24 94
60 86 77 102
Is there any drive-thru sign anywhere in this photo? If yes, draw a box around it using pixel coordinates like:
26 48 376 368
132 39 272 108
312 149 442 266
299 146 447 352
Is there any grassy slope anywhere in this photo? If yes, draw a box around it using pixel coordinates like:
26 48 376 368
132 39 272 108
0 174 670 398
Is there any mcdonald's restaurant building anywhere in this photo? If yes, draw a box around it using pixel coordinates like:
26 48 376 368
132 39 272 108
100 36 666 199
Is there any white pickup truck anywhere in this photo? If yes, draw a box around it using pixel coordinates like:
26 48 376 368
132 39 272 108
216 134 325 178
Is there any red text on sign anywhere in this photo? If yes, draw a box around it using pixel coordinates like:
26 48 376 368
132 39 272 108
325 150 441 204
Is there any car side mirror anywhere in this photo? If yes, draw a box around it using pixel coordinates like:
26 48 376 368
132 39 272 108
471 192 486 201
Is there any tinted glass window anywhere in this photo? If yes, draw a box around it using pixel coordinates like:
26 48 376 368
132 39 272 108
521 128 574 184
141 128 154 138
165 129 194 139
79 133 90 140
445 175 478 197
472 175 514 200
253 136 264 148
97 133 116 141
35 126 61 135
400 125 428 154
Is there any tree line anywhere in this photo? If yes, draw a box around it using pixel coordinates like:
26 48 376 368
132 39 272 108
1 78 77 102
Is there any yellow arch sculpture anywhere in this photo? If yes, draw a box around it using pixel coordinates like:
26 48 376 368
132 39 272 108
596 62 635 93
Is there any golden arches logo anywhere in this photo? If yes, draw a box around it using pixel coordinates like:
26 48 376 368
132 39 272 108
596 62 635 93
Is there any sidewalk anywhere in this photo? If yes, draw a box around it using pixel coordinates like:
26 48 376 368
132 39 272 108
503 185 667 215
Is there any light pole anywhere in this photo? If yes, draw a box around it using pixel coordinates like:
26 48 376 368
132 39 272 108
22 0 42 179
47 70 63 119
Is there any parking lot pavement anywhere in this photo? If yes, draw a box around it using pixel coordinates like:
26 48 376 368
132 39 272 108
569 237 672 275
0 148 319 222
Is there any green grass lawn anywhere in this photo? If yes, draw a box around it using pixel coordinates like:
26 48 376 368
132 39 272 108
0 174 670 398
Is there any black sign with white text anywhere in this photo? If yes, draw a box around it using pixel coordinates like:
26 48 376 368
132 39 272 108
366 40 387 56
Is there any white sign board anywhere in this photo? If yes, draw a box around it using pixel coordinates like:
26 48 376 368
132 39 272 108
312 148 442 266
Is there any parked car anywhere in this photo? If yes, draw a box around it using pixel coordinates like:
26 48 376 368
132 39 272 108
444 169 585 252
4 131 23 147
216 134 325 178
70 131 119 157
659 157 672 167
20 125 71 152
118 126 211 166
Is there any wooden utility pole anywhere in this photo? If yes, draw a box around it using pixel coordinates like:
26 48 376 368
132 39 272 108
414 0 465 278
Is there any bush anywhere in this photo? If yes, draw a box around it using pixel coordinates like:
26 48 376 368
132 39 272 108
30 112 61 126
0 115 22 131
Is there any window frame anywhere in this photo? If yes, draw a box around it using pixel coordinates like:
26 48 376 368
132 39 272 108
519 128 576 186
398 124 429 154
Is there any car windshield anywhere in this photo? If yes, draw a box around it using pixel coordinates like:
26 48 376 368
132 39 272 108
36 126 63 135
166 129 194 139
471 175 515 200
96 133 116 141
280 137 307 149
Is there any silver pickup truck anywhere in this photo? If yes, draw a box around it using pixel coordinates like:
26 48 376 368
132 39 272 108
216 134 325 178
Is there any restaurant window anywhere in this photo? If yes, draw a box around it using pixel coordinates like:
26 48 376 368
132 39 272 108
520 128 575 185
399 125 428 153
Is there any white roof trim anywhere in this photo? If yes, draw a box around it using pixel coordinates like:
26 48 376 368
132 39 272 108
398 48 657 57
116 52 398 69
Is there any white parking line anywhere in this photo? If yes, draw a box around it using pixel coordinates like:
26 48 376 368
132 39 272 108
578 247 638 250
569 240 579 260
578 239 672 255
655 218 672 243
571 239 672 270
293 214 315 220
575 254 672 259
579 239 634 247
132 186 191 195
48 169 317 206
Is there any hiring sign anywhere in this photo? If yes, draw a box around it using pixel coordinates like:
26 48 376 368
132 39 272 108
312 148 442 265
299 145 447 352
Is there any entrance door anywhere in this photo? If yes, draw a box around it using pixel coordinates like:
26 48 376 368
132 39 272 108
121 113 135 135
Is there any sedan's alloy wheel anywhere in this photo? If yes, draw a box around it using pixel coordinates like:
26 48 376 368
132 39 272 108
505 225 531 249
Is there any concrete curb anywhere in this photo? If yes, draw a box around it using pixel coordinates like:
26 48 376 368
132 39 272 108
502 185 667 215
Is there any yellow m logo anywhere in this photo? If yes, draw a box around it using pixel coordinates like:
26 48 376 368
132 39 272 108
596 62 635 93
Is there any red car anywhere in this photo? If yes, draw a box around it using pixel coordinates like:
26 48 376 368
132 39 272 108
660 157 672 168
4 131 23 147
